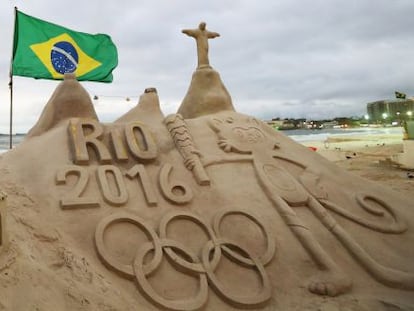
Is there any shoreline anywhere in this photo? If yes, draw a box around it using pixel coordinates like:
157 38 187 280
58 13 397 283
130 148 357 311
300 132 404 160
297 132 413 196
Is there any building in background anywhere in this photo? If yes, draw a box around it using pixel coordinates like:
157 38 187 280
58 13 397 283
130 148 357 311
366 98 414 124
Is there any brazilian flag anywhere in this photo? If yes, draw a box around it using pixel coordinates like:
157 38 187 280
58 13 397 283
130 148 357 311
12 10 118 82
395 91 406 99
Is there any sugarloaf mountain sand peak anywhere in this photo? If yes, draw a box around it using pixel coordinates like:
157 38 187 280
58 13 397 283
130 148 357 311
0 22 413 311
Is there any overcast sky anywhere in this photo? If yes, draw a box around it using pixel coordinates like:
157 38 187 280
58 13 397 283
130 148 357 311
0 0 413 133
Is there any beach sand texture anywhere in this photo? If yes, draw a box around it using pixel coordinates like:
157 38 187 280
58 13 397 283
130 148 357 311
302 133 414 196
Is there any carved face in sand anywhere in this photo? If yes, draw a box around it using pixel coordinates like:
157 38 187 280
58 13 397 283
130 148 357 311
199 22 206 30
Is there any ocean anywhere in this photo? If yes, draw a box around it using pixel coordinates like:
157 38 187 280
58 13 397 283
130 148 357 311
0 127 404 153
0 134 26 152
281 126 404 142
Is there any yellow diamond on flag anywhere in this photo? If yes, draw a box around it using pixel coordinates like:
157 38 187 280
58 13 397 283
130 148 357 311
30 33 102 79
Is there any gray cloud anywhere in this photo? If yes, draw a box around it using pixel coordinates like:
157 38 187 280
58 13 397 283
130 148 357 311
1 0 413 133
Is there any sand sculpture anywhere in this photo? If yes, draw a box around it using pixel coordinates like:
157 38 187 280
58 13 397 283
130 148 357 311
182 22 220 70
0 22 413 310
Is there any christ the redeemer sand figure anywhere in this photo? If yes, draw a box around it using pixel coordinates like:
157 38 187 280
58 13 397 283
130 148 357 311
182 22 220 69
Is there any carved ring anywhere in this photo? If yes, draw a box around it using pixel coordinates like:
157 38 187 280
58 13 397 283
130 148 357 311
202 238 272 308
213 209 276 266
159 211 222 273
133 239 209 311
94 212 163 278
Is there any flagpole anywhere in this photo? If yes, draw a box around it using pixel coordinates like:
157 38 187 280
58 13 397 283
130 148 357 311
8 77 13 149
9 7 17 150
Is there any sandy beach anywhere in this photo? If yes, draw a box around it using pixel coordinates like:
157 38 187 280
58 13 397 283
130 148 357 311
300 131 414 197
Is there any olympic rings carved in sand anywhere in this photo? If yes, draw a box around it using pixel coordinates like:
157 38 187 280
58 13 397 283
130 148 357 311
95 209 276 310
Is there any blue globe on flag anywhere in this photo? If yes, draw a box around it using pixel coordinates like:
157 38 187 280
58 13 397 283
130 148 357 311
50 41 79 74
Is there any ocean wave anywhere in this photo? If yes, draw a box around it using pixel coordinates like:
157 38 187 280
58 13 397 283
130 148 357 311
0 134 26 152
282 127 404 142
